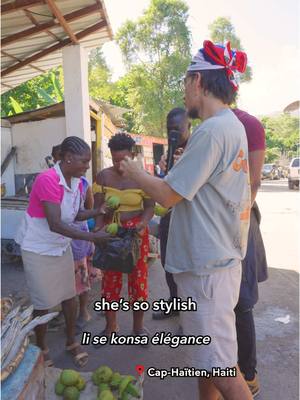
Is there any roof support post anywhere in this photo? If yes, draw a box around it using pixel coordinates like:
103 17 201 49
62 44 92 181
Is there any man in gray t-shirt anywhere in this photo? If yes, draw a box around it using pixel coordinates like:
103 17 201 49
120 40 252 400
165 107 250 275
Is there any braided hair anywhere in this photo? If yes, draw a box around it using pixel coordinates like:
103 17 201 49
60 136 90 159
108 133 135 152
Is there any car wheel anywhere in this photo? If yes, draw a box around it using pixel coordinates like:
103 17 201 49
288 180 295 190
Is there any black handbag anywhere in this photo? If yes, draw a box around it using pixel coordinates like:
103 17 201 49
92 228 140 274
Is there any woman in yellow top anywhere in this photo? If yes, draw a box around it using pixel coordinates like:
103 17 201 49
93 133 155 339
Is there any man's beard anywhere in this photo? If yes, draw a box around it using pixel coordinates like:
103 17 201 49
187 107 199 119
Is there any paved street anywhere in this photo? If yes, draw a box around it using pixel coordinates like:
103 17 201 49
1 180 299 400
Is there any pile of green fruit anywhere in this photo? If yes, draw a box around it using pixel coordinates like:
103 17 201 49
92 365 141 400
55 369 86 400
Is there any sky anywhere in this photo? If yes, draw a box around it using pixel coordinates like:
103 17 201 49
102 0 300 116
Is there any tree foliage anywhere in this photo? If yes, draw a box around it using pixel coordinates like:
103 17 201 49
1 68 64 117
261 113 299 162
208 17 252 83
88 48 115 102
115 0 191 135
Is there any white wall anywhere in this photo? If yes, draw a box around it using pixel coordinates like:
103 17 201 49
1 124 16 196
11 117 66 174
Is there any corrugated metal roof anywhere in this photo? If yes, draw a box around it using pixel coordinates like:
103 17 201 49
1 0 113 93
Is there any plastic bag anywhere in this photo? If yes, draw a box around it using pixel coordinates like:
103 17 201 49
93 228 140 274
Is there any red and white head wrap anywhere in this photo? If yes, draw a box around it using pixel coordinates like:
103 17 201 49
187 40 248 91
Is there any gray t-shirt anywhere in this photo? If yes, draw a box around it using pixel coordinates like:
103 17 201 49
164 108 251 275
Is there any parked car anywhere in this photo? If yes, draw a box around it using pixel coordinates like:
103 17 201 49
261 164 280 180
288 157 300 189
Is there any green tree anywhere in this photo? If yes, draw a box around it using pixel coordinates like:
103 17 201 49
1 68 64 117
208 17 252 82
115 0 191 135
261 113 299 162
88 48 115 102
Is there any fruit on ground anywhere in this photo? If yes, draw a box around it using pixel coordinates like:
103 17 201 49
55 380 65 396
76 376 86 391
93 366 113 384
110 372 122 388
98 383 110 395
60 369 80 387
98 389 115 400
63 386 80 400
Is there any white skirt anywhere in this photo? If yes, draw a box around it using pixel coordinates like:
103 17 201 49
21 246 76 310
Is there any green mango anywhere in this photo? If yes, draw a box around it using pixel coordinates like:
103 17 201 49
63 386 80 400
76 376 86 391
106 196 120 209
95 366 113 383
126 382 141 398
154 204 168 217
110 372 122 388
98 383 110 395
106 223 119 235
60 369 80 387
98 389 115 400
55 380 65 396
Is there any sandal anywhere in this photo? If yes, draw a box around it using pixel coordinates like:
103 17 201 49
66 342 88 368
42 348 54 367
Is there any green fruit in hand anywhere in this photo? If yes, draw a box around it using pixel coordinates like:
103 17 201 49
110 372 122 388
98 383 110 395
55 380 65 396
60 369 80 386
154 204 168 217
106 196 120 209
98 389 115 400
106 223 118 235
76 376 86 391
63 386 80 400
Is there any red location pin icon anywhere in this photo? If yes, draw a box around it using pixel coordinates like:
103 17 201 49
135 364 145 376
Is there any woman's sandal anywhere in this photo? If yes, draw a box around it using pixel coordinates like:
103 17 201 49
66 342 88 368
42 348 54 367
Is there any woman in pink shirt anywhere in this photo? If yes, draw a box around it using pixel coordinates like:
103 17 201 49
16 136 111 367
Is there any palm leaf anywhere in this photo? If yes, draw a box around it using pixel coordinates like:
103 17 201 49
9 97 23 113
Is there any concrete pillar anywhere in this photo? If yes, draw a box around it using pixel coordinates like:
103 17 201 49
62 44 92 180
62 44 90 142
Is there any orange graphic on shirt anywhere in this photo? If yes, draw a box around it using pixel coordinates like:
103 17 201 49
240 206 250 221
232 149 248 173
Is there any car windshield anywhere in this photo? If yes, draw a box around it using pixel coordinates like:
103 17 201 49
291 158 299 167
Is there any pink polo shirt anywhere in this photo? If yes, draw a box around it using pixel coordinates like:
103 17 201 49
16 164 83 256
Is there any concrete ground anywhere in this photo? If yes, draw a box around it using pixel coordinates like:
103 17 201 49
1 180 299 400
